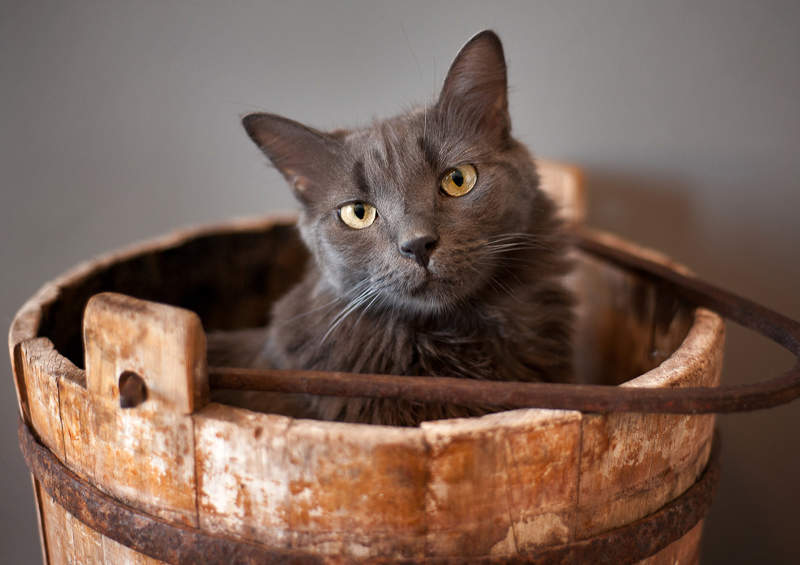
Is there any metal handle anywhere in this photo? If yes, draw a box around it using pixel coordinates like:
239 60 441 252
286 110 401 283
209 228 800 414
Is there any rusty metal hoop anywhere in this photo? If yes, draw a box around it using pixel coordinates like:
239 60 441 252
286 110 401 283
209 227 800 415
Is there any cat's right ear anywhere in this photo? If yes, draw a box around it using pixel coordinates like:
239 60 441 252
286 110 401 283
242 113 341 204
437 30 510 144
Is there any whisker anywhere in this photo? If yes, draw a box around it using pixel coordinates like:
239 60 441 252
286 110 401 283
321 289 374 343
354 289 384 326
320 275 393 343
274 277 375 327
483 243 549 252
321 282 373 337
274 294 342 325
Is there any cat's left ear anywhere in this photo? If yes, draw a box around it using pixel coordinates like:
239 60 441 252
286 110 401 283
242 112 341 204
437 30 510 144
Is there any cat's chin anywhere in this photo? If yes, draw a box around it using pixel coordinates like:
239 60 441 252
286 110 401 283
391 277 464 315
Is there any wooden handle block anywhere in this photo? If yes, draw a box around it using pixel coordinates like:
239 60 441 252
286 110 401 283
61 292 211 527
83 292 208 414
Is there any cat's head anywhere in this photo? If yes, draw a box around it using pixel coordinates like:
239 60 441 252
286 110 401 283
243 30 554 314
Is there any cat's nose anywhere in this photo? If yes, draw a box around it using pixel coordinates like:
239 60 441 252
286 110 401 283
399 234 439 268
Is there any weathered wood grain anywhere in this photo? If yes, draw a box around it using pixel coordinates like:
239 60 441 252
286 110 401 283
576 308 724 537
18 338 68 460
57 293 208 527
421 409 582 557
500 410 582 552
39 485 166 565
285 419 429 559
639 520 704 565
100 534 167 565
39 488 70 565
83 292 208 413
194 403 294 547
66 506 105 563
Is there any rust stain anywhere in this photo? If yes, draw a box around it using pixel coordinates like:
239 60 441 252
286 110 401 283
424 433 514 556
286 441 427 535
235 482 253 519
289 479 311 496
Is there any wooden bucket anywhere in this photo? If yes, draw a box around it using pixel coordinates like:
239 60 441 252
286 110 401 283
9 162 723 564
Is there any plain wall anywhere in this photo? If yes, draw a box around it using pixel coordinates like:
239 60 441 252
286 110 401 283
2 1 798 562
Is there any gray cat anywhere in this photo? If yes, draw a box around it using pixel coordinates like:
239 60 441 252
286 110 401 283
214 30 573 426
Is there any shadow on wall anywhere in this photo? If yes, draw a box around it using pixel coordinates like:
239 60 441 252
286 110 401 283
586 166 800 311
584 168 699 261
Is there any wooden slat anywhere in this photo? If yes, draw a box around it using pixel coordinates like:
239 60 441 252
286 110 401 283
18 338 69 460
421 409 582 557
501 410 582 551
101 535 166 565
283 420 429 558
638 520 704 565
194 404 293 548
538 159 586 226
58 293 207 527
196 404 432 559
576 309 724 537
39 490 70 565
38 481 167 565
9 283 59 419
66 510 105 563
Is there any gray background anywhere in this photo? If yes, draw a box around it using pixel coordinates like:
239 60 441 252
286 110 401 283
2 1 798 562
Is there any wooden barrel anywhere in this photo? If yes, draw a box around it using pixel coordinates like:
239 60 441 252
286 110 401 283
8 162 723 564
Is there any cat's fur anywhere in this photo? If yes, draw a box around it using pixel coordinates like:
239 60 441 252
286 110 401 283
219 30 574 426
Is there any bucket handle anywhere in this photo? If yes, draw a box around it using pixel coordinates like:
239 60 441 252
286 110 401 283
209 228 800 414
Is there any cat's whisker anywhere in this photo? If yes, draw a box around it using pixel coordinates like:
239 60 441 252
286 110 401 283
354 289 384 327
486 235 549 244
484 239 551 250
321 296 370 344
483 244 549 254
488 231 548 240
490 276 522 302
484 276 504 296
321 284 375 340
484 241 550 253
481 248 547 260
275 277 377 327
486 235 548 244
321 278 391 343
274 294 342 326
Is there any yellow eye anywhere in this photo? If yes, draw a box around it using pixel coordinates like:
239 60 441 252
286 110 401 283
440 164 477 197
339 201 377 229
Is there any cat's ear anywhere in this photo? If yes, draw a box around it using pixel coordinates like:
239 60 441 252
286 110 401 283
437 30 510 143
242 112 341 204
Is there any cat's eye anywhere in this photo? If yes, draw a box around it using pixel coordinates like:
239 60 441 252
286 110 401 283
339 201 377 229
440 164 478 197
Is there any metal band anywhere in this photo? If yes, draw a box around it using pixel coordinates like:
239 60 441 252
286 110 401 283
19 417 719 564
209 228 800 415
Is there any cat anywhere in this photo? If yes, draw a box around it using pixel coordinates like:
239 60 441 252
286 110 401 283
211 30 574 426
